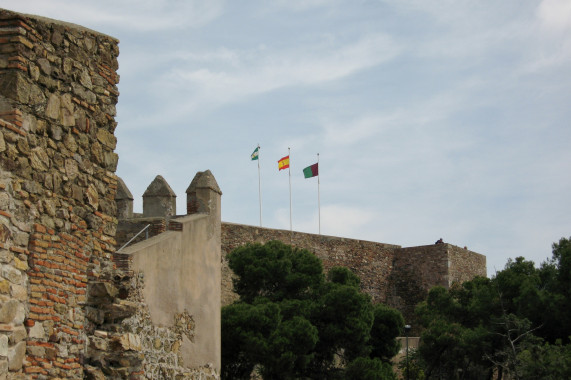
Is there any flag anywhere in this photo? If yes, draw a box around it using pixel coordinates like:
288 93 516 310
251 146 259 160
303 163 318 178
278 155 290 170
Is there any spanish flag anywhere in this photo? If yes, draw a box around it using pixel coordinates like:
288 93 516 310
278 155 290 171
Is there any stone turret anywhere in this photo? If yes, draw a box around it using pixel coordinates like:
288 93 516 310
186 170 222 218
116 177 134 219
143 175 176 217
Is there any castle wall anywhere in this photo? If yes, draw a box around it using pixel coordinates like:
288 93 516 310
0 8 120 378
221 223 486 331
221 223 400 306
447 244 487 283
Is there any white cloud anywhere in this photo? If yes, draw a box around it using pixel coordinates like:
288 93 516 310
262 0 340 12
538 0 571 32
2 0 224 31
147 33 401 120
276 204 376 237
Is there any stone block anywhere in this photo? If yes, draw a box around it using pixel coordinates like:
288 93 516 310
28 322 45 340
10 285 26 301
45 93 60 120
1 267 21 286
0 281 8 295
0 335 7 357
7 341 25 371
115 333 142 352
0 300 19 324
8 326 25 344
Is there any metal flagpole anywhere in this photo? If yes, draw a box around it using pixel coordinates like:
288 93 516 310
317 153 321 235
288 147 292 240
257 144 262 227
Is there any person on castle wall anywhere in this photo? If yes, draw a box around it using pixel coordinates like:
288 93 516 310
435 238 444 244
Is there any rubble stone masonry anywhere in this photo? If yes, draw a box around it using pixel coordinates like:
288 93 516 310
0 8 120 378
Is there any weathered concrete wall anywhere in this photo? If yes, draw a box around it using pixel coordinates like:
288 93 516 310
0 8 121 378
116 171 222 378
122 214 221 377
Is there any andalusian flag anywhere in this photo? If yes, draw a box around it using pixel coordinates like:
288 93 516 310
278 155 290 170
251 146 259 160
303 163 318 178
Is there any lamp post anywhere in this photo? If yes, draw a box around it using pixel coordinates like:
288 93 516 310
404 324 411 380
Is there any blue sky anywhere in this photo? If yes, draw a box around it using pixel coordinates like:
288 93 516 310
5 0 571 275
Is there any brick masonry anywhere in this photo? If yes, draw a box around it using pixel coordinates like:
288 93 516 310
0 8 122 378
0 8 224 379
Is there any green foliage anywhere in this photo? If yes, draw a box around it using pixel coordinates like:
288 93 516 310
228 240 324 303
222 240 404 379
415 236 571 379
345 357 397 380
397 348 425 380
370 304 404 361
518 339 571 379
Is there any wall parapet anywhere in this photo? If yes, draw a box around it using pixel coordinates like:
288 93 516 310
114 171 222 377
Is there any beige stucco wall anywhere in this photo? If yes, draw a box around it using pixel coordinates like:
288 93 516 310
124 213 221 371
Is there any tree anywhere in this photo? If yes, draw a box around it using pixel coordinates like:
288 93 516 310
222 241 404 379
369 304 404 362
345 357 397 380
415 237 571 379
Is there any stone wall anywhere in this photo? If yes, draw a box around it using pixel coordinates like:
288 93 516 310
220 223 486 330
221 223 400 306
0 8 226 379
0 8 121 378
448 244 487 284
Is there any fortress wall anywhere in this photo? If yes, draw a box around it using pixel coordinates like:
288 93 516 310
387 244 486 333
221 224 487 332
447 245 487 284
0 8 120 378
221 223 400 305
387 244 450 331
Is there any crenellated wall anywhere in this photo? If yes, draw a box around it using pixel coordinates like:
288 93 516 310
115 170 222 378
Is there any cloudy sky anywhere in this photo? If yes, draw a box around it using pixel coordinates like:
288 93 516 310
5 0 571 275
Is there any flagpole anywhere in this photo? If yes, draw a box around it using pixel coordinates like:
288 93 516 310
317 153 321 235
257 144 262 227
288 147 292 241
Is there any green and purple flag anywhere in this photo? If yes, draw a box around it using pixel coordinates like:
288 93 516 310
303 163 318 178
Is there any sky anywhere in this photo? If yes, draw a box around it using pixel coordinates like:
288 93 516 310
4 0 571 276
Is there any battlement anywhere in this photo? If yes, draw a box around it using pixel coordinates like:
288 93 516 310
116 179 486 333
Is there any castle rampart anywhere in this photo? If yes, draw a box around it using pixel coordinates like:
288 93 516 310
115 175 486 333
0 8 120 378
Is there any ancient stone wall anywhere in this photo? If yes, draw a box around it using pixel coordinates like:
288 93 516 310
448 245 487 283
220 223 486 331
0 8 121 378
221 223 400 306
